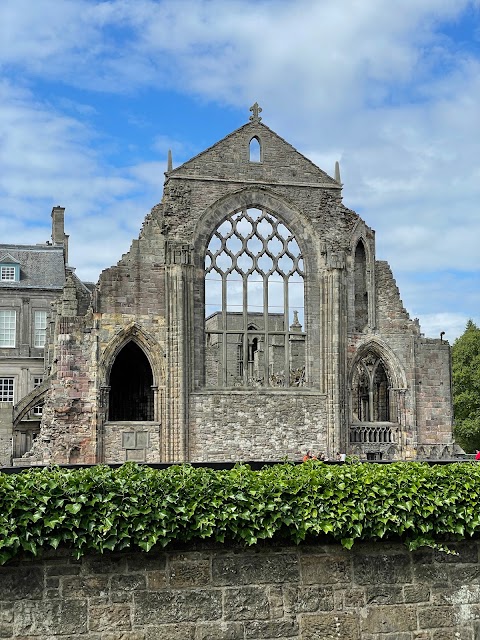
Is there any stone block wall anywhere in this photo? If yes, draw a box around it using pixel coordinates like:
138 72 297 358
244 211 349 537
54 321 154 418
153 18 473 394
2 541 480 638
415 339 453 446
103 422 161 463
0 402 13 466
189 390 327 461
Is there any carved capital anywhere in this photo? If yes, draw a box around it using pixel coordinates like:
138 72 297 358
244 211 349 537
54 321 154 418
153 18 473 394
165 241 193 265
326 250 346 270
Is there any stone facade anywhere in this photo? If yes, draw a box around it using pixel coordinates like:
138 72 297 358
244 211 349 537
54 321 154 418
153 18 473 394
1 541 480 638
0 208 79 466
11 106 457 465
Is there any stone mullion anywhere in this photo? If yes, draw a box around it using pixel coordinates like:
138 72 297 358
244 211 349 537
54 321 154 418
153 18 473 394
221 272 227 387
263 272 269 385
242 273 248 385
283 274 289 387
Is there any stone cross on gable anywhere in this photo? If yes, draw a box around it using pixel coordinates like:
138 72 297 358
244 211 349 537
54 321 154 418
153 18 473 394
249 102 262 122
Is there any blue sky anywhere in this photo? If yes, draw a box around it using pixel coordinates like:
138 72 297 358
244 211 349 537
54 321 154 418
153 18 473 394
0 0 479 341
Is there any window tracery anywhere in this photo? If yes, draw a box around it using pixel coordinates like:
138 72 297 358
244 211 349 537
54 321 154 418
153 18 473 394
205 207 306 388
352 354 392 423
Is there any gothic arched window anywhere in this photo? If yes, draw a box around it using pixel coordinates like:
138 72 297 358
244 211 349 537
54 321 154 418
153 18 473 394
352 355 392 423
354 240 368 331
205 207 306 388
249 137 261 162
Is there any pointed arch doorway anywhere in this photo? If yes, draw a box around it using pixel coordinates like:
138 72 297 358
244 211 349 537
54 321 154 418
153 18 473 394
109 341 154 421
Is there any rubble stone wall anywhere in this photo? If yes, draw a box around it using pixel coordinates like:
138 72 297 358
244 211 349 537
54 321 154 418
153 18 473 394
375 261 418 333
189 391 327 461
103 422 162 464
1 541 480 638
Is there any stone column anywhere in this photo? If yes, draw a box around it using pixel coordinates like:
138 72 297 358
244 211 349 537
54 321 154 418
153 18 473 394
163 242 194 462
324 250 347 456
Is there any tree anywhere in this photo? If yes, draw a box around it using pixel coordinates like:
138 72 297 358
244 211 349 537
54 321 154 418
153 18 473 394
452 320 480 452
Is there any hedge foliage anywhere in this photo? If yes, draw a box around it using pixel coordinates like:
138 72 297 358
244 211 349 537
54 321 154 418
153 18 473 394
1 461 480 564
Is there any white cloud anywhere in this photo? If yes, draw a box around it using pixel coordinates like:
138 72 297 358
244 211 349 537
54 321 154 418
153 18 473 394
0 80 168 282
0 0 479 339
417 312 474 344
0 1 472 98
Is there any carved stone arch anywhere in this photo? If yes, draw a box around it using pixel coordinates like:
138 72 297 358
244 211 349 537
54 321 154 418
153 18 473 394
386 445 397 460
99 322 164 388
429 445 440 459
417 446 427 459
193 186 320 274
13 375 53 426
351 338 407 391
349 338 407 425
196 187 316 389
440 445 451 459
100 324 164 424
350 220 374 266
349 223 375 332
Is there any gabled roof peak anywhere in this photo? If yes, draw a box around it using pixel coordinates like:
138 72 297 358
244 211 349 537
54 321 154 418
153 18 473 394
0 253 20 264
166 108 340 189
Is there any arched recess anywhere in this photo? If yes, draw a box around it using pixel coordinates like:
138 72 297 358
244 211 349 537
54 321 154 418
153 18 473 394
349 338 407 426
349 222 375 332
193 187 321 389
99 323 164 422
109 342 154 421
249 136 261 162
354 240 368 331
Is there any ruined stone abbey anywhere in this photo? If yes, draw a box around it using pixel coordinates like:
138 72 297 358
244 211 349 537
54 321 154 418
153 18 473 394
1 106 456 466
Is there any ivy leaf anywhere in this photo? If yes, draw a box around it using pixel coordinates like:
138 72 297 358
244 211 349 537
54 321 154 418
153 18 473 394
341 537 354 550
65 503 82 515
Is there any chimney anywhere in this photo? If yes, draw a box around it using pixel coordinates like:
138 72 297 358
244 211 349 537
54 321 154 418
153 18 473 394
51 206 69 263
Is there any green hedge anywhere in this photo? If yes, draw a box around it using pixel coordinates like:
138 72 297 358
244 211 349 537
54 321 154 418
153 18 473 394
1 461 479 564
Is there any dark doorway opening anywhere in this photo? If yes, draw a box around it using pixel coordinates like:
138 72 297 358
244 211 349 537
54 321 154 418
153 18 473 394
109 342 154 421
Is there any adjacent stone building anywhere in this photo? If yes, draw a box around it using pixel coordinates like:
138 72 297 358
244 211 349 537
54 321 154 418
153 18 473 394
8 105 456 466
0 207 75 465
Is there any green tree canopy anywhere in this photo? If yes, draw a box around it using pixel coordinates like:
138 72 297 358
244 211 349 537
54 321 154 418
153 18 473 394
452 320 480 452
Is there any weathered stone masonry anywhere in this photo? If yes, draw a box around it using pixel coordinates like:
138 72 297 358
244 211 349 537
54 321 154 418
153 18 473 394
18 106 456 465
2 541 480 638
